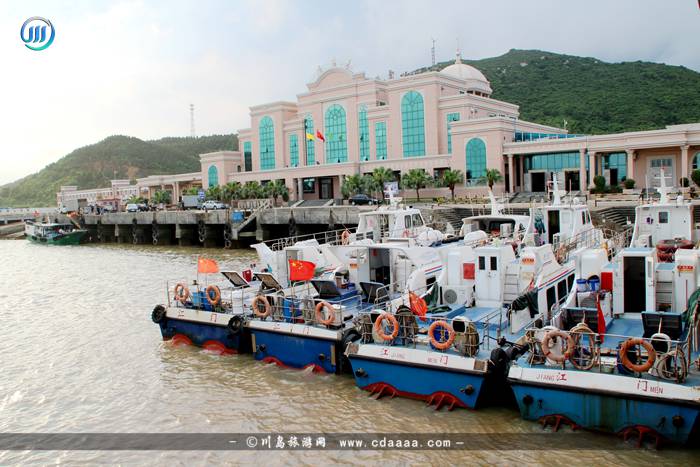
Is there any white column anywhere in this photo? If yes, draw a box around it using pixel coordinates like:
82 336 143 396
507 154 515 193
626 149 635 182
681 145 690 183
519 155 524 190
578 148 586 192
588 151 596 189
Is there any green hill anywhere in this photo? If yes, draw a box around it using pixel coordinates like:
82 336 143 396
0 134 237 207
417 49 700 134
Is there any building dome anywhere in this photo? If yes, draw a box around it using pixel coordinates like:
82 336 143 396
441 52 492 95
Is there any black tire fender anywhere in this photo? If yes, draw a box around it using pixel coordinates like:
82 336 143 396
151 305 166 324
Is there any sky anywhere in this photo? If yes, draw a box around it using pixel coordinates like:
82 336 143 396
1 0 699 185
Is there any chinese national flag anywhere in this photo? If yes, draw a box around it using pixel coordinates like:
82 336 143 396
198 257 220 274
316 130 326 142
596 295 606 344
289 259 315 281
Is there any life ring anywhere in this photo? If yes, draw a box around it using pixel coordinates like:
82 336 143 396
252 295 272 318
619 338 656 373
542 330 574 363
174 283 190 303
341 230 351 245
374 312 399 341
402 229 410 238
205 285 221 306
428 320 456 350
315 301 336 326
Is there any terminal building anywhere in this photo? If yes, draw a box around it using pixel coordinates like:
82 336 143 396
58 53 700 205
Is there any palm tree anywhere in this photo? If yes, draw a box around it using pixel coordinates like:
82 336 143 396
222 181 242 205
342 174 364 198
205 185 222 201
242 181 263 199
183 187 199 195
152 190 171 205
266 180 288 205
372 167 395 199
482 168 503 189
400 169 431 201
440 169 464 200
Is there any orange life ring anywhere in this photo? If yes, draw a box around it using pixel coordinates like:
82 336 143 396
619 338 656 373
341 230 351 245
174 283 190 303
315 301 336 326
542 330 574 363
205 285 221 306
428 320 455 350
252 295 272 318
374 312 399 341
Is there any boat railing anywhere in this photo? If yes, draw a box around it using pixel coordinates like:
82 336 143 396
264 227 358 251
522 323 692 382
166 278 255 313
553 225 632 264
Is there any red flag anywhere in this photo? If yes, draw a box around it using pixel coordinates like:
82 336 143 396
316 130 326 142
596 295 606 344
198 257 219 274
289 259 315 281
409 291 428 322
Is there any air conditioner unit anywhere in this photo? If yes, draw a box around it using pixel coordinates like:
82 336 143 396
442 286 471 306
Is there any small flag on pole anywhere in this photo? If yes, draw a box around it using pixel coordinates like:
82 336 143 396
198 257 220 274
288 259 315 281
305 132 315 141
316 130 326 142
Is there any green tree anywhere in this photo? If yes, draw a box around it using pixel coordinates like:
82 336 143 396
222 181 242 204
242 181 263 199
205 185 222 201
481 168 503 189
266 180 289 205
691 170 700 189
126 195 145 204
342 174 364 198
372 167 395 199
401 169 431 201
152 190 171 204
183 187 199 195
439 169 464 200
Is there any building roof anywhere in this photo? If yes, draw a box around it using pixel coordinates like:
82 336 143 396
440 52 492 94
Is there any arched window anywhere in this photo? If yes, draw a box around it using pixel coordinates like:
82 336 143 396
325 104 347 163
401 91 425 157
358 105 369 161
466 138 487 184
259 116 275 170
207 165 219 188
289 134 299 167
693 152 700 171
304 116 315 165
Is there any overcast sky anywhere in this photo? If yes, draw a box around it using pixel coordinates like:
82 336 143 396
2 0 699 185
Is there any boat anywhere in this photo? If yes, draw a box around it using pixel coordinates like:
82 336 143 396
25 218 86 245
508 172 700 446
345 178 610 409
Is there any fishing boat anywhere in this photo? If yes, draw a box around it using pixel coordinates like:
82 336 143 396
25 218 86 245
508 173 700 446
346 179 609 409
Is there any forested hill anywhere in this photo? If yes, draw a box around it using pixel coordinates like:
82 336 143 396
415 49 700 134
0 134 237 207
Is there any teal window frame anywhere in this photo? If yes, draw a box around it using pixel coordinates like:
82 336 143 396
324 104 347 163
243 141 252 172
259 116 275 170
289 134 299 167
446 112 460 154
304 116 315 165
465 138 486 183
401 91 425 157
603 152 627 181
375 121 387 160
692 152 700 170
358 105 369 161
207 165 219 188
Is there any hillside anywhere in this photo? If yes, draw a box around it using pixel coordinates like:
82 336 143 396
416 49 700 134
0 134 237 207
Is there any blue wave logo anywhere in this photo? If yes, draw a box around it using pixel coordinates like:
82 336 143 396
20 17 55 51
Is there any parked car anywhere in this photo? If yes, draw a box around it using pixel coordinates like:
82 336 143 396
125 203 139 213
349 194 379 205
201 200 228 210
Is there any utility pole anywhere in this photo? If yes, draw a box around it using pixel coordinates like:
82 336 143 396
190 104 196 138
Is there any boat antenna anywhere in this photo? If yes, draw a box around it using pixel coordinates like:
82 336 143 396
657 167 669 204
551 174 562 206
488 188 504 215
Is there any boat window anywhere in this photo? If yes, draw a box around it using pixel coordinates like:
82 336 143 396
567 274 574 291
546 287 556 312
404 215 412 228
490 256 498 271
478 256 485 270
659 212 669 224
581 212 586 225
412 214 423 227
557 280 567 302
